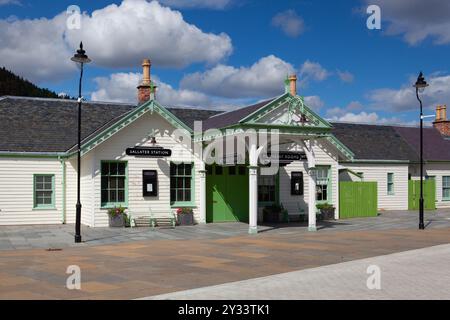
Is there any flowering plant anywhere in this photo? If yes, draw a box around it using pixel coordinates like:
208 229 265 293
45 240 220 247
176 207 193 215
107 205 125 217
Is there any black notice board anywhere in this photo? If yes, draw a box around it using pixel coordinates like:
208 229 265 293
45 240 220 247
291 171 304 195
142 170 158 197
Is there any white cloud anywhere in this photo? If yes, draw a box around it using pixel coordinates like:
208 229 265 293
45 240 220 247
65 0 233 68
0 0 21 5
367 74 450 112
363 0 450 45
300 60 330 84
304 96 324 110
0 0 232 82
158 0 233 10
337 70 354 83
180 55 295 99
328 111 415 125
0 13 76 82
91 72 211 107
271 10 305 38
326 101 363 118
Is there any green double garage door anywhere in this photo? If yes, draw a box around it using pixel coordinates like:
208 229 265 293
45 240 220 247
206 165 249 223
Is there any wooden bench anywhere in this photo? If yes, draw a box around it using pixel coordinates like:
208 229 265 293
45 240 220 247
129 207 176 229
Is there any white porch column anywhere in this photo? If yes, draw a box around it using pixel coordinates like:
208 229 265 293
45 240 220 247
302 140 317 232
248 140 258 234
308 168 317 231
198 160 207 224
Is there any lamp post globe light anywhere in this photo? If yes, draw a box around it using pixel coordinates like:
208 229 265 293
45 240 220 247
71 42 91 243
414 72 429 230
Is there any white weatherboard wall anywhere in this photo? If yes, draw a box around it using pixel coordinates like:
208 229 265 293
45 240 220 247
341 163 409 210
409 162 450 208
87 111 201 227
279 139 340 218
0 158 63 225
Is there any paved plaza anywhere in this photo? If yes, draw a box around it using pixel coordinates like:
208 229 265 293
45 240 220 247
144 244 450 300
0 209 449 250
0 209 449 299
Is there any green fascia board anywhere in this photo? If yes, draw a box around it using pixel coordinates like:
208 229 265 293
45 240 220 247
0 152 68 158
79 99 192 156
239 93 289 123
340 159 410 164
239 93 332 129
325 134 354 160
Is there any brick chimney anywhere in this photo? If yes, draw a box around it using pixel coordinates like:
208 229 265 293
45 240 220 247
288 74 297 96
137 59 157 104
433 105 450 136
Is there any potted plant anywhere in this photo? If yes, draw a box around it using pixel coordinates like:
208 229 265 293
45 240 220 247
263 204 285 223
107 206 126 227
316 203 335 220
176 207 194 225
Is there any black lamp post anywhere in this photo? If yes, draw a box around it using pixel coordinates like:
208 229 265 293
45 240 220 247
71 42 91 243
414 72 429 230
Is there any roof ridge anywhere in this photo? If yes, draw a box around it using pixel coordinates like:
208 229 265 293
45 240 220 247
331 120 426 129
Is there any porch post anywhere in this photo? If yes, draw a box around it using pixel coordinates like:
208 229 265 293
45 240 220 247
303 140 317 232
198 160 207 224
308 168 317 231
248 140 258 234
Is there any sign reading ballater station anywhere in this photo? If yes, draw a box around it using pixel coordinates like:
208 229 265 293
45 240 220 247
126 147 172 157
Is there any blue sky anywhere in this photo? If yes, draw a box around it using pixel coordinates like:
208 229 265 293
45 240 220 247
1 0 449 125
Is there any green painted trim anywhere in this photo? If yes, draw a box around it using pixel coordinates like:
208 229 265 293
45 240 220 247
325 135 354 160
59 157 66 224
100 160 128 208
0 152 67 159
169 162 196 207
80 99 192 156
33 174 56 209
387 172 395 195
239 93 289 123
315 165 331 204
341 160 410 164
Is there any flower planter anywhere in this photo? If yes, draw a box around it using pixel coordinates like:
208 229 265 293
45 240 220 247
177 213 194 226
109 214 125 227
320 208 335 220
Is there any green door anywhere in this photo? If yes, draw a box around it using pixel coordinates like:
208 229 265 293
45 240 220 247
206 165 249 222
408 179 436 210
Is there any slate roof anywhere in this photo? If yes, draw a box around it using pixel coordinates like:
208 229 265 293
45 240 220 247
202 98 274 130
1 96 449 162
331 122 450 162
0 96 221 153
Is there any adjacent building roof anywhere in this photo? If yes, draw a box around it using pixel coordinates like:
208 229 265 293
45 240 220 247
331 123 419 161
0 96 221 153
1 95 449 162
332 122 450 162
202 98 274 130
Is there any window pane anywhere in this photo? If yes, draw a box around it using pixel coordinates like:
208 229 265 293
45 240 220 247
110 177 117 188
229 167 236 175
110 163 118 175
443 188 450 199
101 163 109 175
177 164 184 175
185 178 191 189
185 164 192 176
177 177 183 188
184 190 191 202
35 176 44 183
117 190 125 202
110 190 117 202
443 177 450 187
117 177 124 189
177 190 184 201
118 162 126 175
36 182 44 190
170 177 176 189
101 190 108 203
215 166 223 175
170 163 176 176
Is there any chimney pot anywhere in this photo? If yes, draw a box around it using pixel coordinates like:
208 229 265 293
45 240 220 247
433 104 450 136
288 74 297 96
137 58 156 104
